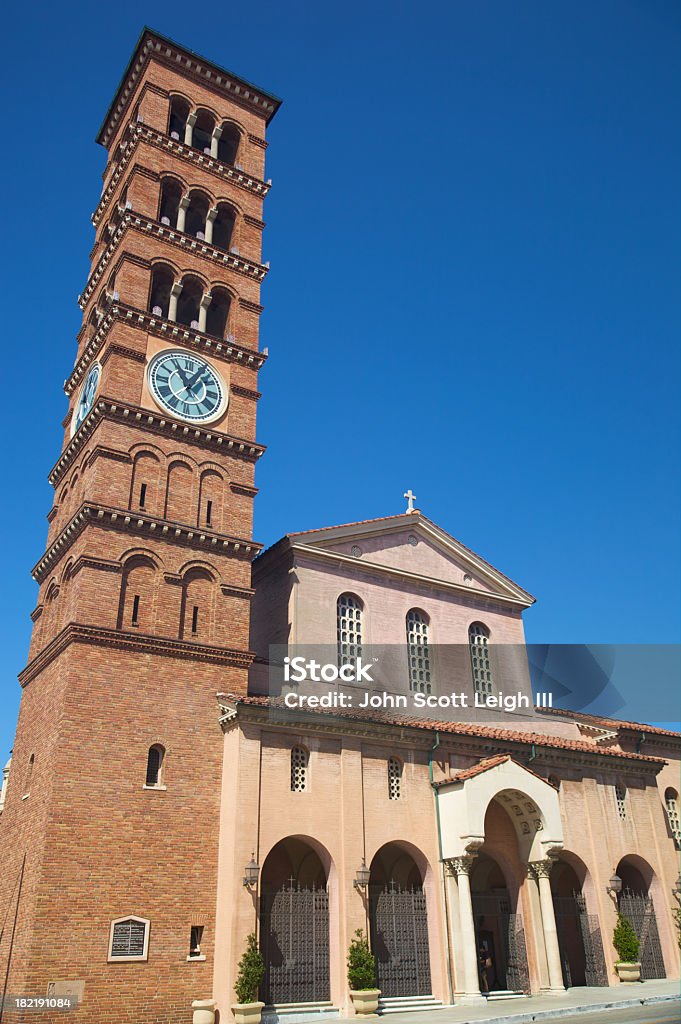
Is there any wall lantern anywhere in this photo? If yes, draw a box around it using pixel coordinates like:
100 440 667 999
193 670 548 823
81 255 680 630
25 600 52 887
353 859 371 891
243 853 260 888
606 872 622 897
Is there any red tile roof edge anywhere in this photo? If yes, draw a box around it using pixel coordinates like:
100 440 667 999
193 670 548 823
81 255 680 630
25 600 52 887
536 707 681 740
219 693 666 764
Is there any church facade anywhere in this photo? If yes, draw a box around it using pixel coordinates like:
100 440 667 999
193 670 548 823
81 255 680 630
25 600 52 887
0 28 679 1024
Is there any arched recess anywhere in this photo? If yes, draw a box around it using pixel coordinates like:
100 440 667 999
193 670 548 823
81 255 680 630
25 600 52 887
158 176 183 227
549 852 607 987
179 567 215 641
165 459 195 523
129 449 162 514
198 468 224 529
217 121 242 165
259 835 335 1005
176 275 204 328
148 263 175 318
168 95 191 140
615 854 667 980
212 202 237 251
205 286 231 339
192 109 216 154
117 554 158 632
369 841 435 998
184 189 211 239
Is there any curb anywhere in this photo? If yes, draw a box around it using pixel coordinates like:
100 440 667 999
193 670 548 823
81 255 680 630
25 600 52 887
397 992 681 1024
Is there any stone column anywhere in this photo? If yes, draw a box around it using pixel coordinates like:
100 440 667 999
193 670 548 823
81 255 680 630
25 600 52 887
205 208 218 245
184 112 197 148
530 860 565 993
198 293 212 333
168 282 182 323
210 125 223 159
445 857 481 999
176 196 190 234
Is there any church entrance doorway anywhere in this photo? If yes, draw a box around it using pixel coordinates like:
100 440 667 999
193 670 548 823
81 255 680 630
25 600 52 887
550 857 607 987
368 843 432 997
259 837 330 1005
470 854 530 993
616 857 666 981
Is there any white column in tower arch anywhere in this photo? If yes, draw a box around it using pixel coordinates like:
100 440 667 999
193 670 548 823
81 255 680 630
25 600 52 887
198 292 212 333
446 856 482 998
210 125 223 159
205 208 218 245
530 859 565 993
168 282 182 323
176 196 190 234
184 111 197 148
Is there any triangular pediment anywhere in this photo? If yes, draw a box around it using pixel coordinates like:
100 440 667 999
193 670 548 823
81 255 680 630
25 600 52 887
287 513 534 607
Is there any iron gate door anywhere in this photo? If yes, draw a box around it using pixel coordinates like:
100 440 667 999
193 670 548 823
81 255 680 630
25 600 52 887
618 889 666 980
552 893 607 987
472 893 530 993
260 882 330 1004
370 883 432 997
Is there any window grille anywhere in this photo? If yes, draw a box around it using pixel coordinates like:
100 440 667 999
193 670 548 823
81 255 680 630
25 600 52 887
469 622 493 697
109 917 149 961
665 790 680 844
337 594 363 666
291 746 308 792
615 782 627 820
388 758 402 800
406 609 432 693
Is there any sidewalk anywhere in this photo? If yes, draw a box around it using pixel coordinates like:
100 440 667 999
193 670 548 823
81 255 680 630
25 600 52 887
335 980 680 1023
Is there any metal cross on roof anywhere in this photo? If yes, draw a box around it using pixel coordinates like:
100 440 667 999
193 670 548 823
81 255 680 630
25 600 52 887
404 488 417 513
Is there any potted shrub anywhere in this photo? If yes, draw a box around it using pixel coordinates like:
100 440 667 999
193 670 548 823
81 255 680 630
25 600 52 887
347 928 380 1016
613 913 641 982
231 932 266 1023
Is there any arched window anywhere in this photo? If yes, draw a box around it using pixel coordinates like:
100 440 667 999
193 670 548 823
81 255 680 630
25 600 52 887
665 788 680 844
212 202 236 251
337 593 363 666
145 745 165 787
192 110 216 154
290 746 308 792
615 782 627 820
149 265 174 318
176 276 203 328
388 757 402 801
406 609 432 694
469 622 492 698
184 190 210 239
217 122 240 165
158 177 182 227
168 96 191 141
204 287 231 339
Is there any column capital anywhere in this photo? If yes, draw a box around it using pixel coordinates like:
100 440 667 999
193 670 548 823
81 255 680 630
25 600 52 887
211 124 223 140
206 207 218 222
529 858 554 880
179 195 191 210
186 112 198 127
444 855 476 877
199 292 213 310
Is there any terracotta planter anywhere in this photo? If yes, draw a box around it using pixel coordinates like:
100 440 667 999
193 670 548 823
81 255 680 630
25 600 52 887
616 962 641 982
231 1000 265 1024
349 989 381 1016
192 1000 217 1024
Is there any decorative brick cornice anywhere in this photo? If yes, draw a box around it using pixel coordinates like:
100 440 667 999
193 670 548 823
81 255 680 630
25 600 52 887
248 133 268 149
244 215 265 230
231 384 261 402
49 397 266 487
230 482 258 497
238 298 263 314
93 122 271 227
97 30 280 148
19 621 255 686
79 212 268 311
66 302 266 397
220 583 255 599
100 342 147 368
32 501 263 583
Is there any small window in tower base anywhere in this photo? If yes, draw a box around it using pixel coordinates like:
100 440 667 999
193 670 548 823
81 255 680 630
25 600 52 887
108 916 150 962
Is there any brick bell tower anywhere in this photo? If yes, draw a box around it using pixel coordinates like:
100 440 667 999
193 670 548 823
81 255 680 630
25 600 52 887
0 29 280 1023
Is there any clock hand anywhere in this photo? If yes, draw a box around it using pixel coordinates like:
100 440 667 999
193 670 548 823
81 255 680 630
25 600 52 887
186 365 206 389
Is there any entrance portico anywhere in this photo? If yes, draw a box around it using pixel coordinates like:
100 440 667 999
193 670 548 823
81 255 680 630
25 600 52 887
438 755 567 1000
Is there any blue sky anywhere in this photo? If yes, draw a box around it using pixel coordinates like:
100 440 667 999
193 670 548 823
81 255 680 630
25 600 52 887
1 1 679 755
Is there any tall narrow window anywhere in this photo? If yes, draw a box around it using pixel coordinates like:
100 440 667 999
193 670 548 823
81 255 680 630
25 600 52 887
337 593 363 666
469 622 492 698
406 609 432 693
291 746 308 792
145 745 165 787
139 483 147 509
665 788 680 844
388 757 402 801
188 925 204 959
191 606 199 634
615 782 627 820
205 499 212 526
131 595 140 626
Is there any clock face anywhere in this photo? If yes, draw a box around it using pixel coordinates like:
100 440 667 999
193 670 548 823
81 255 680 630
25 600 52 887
147 350 228 424
71 362 101 436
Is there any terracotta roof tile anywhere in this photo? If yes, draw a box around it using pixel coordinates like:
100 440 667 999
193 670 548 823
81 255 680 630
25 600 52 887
219 694 666 765
536 707 681 740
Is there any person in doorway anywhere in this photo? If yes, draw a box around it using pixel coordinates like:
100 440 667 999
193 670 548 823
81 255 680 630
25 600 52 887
478 942 493 993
